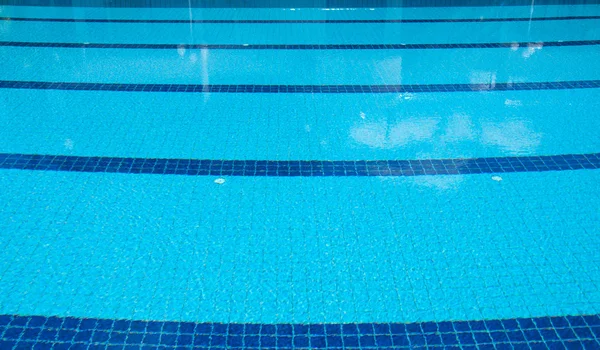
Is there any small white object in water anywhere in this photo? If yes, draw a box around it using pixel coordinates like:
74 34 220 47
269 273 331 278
492 176 502 182
504 99 522 107
214 178 225 184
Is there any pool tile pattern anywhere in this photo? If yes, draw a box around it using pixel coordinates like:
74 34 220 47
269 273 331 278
1 80 600 94
1 314 599 349
1 153 598 177
2 2 600 350
1 40 598 50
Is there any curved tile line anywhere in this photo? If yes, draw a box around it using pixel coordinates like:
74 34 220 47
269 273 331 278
1 80 599 94
2 15 599 23
1 40 598 50
0 313 599 348
0 153 598 177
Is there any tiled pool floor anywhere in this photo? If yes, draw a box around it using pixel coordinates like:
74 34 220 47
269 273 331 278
0 1 599 349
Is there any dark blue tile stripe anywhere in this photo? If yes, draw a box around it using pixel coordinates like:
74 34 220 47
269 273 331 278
0 314 599 349
2 15 599 23
1 0 599 8
0 153 598 177
1 79 600 94
2 39 599 50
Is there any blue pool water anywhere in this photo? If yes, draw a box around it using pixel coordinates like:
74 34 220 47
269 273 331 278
0 1 599 349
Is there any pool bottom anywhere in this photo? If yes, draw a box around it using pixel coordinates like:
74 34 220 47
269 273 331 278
0 313 599 349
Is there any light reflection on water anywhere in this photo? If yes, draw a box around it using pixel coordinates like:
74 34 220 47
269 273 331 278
350 113 542 156
379 174 467 192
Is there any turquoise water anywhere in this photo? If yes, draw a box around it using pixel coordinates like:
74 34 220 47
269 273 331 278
3 20 600 44
1 170 599 323
3 5 600 20
0 2 599 330
2 90 599 160
1 46 599 84
2 5 600 44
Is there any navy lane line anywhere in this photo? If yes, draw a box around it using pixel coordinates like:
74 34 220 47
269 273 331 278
2 15 600 23
0 153 598 177
1 80 599 94
1 39 599 50
0 313 599 348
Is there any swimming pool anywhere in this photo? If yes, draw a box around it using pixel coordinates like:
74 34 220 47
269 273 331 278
0 0 599 349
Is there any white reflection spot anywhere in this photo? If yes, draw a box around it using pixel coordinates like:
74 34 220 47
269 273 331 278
350 118 439 149
504 99 522 107
214 178 225 184
360 112 366 119
481 120 542 154
522 43 543 58
470 71 496 89
64 139 74 150
396 93 414 101
492 176 503 182
177 45 186 57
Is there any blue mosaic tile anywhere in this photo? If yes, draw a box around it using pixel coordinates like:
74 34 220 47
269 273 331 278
0 152 598 177
1 79 600 94
0 314 599 349
2 15 599 24
2 39 599 50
